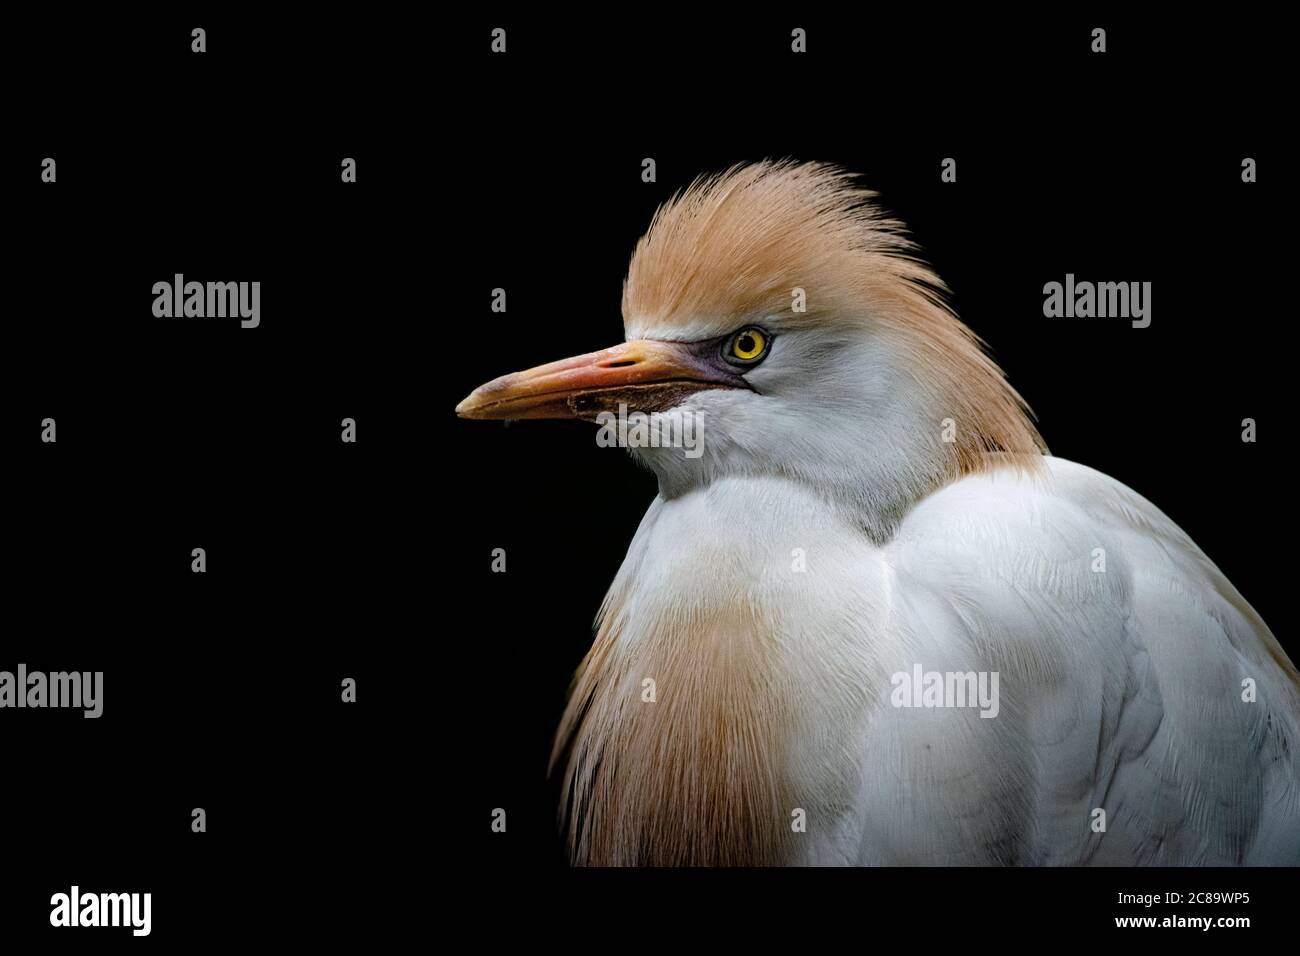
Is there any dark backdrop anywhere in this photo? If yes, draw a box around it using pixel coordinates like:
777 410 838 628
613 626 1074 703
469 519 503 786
5 11 425 948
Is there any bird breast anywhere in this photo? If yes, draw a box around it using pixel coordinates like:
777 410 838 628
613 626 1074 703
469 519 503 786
558 475 895 865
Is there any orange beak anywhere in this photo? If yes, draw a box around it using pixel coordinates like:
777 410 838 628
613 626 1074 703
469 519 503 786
455 339 741 421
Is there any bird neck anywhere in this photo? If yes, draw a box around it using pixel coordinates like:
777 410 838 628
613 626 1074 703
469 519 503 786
635 315 1046 545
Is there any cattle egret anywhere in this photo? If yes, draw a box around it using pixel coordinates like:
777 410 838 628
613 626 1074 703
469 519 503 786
457 161 1299 865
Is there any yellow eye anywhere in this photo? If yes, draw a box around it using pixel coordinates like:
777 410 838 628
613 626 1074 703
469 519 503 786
727 327 769 364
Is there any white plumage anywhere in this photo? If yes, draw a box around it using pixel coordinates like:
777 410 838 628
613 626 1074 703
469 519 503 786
597 458 1298 864
458 161 1299 865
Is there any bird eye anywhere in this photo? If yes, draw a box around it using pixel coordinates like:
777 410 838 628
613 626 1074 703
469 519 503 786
724 327 770 366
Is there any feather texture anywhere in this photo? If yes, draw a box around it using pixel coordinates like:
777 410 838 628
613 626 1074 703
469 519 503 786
555 459 1300 864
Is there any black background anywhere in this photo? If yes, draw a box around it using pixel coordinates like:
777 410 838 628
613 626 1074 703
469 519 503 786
6 11 423 948
4 8 1293 946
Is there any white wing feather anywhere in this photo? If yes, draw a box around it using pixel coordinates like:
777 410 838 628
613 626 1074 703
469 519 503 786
849 457 1300 864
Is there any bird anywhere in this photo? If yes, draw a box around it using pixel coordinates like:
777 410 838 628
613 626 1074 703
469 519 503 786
456 160 1300 866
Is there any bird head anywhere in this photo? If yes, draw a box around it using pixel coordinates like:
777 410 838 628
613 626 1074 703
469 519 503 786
457 161 1043 538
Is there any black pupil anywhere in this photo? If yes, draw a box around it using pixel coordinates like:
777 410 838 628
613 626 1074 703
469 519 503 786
738 333 757 354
